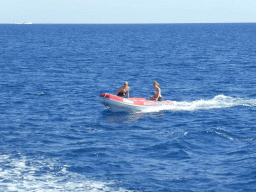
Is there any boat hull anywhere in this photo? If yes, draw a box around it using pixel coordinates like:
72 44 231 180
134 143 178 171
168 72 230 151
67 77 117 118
99 93 174 112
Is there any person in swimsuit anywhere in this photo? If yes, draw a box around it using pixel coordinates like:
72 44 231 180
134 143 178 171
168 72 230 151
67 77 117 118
114 82 130 98
150 81 162 101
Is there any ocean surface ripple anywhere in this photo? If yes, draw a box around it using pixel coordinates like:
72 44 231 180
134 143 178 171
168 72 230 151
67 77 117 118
0 24 256 191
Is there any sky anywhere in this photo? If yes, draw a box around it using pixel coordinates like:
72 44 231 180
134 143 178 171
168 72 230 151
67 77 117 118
1 0 256 24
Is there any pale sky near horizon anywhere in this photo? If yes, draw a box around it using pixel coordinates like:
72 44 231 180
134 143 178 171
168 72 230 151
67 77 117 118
1 0 256 24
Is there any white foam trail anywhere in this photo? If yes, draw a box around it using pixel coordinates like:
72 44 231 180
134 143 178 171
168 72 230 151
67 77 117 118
0 154 132 192
142 95 256 113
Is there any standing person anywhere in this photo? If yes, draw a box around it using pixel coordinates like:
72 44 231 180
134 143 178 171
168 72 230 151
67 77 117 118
114 82 130 98
150 81 162 101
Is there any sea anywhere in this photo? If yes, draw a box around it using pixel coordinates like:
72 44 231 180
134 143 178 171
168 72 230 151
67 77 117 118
0 23 256 192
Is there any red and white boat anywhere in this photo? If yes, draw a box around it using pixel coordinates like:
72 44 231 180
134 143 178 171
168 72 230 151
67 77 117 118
99 93 174 112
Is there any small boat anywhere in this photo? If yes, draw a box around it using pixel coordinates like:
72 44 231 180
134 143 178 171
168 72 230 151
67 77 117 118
23 22 32 24
99 93 174 112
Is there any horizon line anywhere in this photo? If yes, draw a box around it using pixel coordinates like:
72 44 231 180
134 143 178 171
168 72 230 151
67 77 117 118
1 22 256 25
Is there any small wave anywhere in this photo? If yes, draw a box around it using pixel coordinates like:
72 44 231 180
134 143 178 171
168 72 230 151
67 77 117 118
36 92 44 96
207 128 255 142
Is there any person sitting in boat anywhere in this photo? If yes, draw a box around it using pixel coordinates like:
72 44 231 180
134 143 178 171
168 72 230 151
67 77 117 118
114 82 130 98
150 81 162 101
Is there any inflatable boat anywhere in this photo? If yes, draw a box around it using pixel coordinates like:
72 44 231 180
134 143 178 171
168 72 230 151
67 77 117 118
99 93 174 112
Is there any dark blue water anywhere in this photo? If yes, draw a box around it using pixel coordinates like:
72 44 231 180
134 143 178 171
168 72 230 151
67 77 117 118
0 24 256 191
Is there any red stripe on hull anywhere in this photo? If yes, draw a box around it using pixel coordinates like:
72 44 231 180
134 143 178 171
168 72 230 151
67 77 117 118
100 93 173 107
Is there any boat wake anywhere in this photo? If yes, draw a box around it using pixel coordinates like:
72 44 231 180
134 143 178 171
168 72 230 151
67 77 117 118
142 95 256 113
0 154 131 192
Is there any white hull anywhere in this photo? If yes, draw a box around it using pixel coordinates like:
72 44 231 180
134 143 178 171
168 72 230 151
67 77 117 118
99 97 147 112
